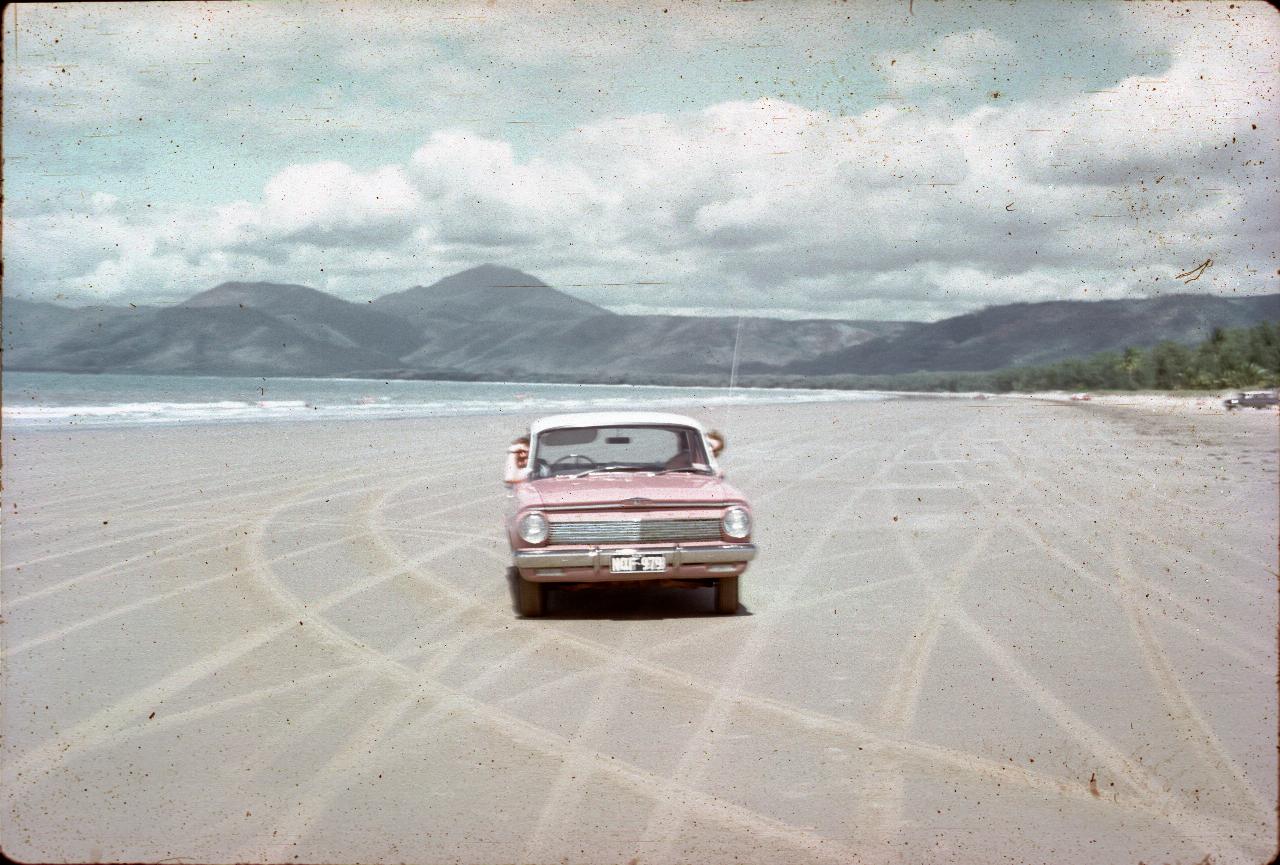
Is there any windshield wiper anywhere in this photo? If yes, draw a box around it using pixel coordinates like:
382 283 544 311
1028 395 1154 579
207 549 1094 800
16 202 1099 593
655 464 712 476
566 465 639 479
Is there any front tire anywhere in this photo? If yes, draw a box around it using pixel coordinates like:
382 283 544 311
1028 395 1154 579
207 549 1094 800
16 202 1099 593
516 571 546 617
714 576 739 614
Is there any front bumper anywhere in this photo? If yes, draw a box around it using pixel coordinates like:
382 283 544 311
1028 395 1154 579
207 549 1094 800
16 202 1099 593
514 543 757 582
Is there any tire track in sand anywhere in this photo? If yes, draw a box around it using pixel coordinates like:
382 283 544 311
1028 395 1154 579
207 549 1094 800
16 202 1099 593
939 436 1266 862
236 471 867 865
994 436 1273 809
637 430 920 862
240 630 558 863
1109 539 1272 821
844 423 1022 853
2 469 503 792
517 623 648 863
353 424 1222 846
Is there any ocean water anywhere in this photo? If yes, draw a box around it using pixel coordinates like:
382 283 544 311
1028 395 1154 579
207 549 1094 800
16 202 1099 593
2 372 894 429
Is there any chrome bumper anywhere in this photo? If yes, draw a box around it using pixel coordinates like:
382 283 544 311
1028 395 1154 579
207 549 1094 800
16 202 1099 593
513 543 757 570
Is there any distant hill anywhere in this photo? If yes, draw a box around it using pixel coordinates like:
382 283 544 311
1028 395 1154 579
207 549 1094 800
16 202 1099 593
3 298 133 370
400 313 916 378
781 294 1280 376
5 267 1277 383
3 297 128 340
183 281 423 357
373 264 609 327
371 265 908 376
4 299 397 376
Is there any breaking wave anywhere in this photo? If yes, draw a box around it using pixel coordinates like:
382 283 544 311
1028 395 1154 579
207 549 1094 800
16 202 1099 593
2 372 895 429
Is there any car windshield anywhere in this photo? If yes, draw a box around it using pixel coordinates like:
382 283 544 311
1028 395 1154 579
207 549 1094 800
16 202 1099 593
531 425 711 478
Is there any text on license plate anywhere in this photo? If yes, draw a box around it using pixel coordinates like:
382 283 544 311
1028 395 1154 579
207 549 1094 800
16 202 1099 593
611 554 666 574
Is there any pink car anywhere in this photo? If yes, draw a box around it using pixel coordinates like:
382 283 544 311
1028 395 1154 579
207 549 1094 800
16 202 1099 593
503 411 756 617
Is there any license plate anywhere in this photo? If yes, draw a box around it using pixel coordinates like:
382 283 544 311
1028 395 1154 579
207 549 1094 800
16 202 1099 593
610 553 666 574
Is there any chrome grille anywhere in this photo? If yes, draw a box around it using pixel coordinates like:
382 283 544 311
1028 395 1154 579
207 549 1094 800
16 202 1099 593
547 517 721 544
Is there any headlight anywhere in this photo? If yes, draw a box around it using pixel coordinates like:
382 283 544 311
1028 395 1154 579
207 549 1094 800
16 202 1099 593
518 512 549 544
722 506 751 539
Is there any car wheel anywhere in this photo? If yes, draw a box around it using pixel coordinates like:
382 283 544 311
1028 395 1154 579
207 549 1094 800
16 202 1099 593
714 576 739 614
516 571 545 617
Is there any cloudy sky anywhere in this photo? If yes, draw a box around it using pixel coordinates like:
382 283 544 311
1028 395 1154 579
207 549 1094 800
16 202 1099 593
4 1 1277 320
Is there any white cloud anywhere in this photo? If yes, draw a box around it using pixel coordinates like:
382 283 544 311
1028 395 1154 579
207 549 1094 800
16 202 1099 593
875 29 1018 94
6 7 1277 319
259 162 421 247
89 192 119 213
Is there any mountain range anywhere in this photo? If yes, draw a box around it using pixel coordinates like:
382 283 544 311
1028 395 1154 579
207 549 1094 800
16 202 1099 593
5 264 1278 382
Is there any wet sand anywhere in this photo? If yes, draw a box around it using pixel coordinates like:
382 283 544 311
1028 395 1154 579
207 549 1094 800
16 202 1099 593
2 398 1276 864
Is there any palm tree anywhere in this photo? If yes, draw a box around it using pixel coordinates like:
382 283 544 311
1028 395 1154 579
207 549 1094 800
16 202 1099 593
1120 347 1142 388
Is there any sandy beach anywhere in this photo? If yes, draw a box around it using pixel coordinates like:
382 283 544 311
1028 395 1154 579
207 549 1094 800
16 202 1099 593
2 397 1276 864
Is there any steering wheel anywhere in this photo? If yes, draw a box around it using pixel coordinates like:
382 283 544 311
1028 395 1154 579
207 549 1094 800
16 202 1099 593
551 453 597 472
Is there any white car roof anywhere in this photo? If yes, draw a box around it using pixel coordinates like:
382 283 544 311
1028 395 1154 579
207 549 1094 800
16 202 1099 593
530 411 708 438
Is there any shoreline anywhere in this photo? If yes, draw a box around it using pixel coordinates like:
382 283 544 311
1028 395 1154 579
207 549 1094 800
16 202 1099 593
5 369 1273 435
7 366 1276 395
1015 390 1277 415
2 384 1265 433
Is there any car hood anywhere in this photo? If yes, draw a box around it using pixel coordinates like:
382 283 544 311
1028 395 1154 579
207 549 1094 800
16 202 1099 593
515 473 747 510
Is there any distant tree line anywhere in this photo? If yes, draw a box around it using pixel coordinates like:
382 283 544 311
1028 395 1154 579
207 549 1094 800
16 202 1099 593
732 320 1280 393
720 320 1280 393
979 320 1280 392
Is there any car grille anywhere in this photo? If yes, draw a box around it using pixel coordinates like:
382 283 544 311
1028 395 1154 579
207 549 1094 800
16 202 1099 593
547 517 722 544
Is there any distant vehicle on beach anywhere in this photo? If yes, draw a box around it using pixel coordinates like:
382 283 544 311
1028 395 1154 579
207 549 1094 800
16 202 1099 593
1069 392 1092 401
502 411 756 617
1223 390 1279 410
